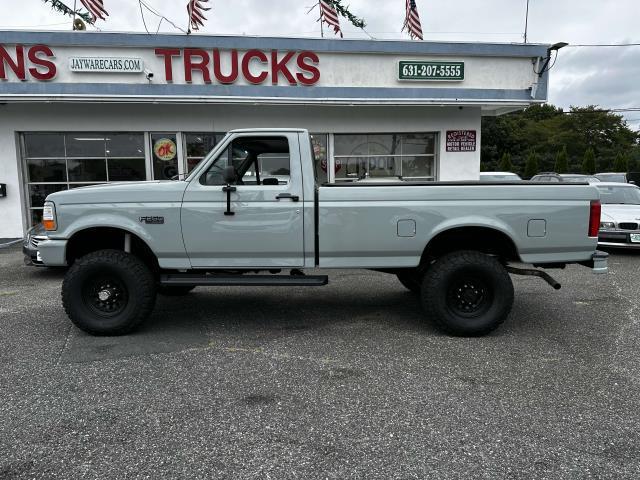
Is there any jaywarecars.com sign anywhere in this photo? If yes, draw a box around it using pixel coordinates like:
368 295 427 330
69 57 144 73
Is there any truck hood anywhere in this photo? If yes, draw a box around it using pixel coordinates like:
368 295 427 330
47 180 189 205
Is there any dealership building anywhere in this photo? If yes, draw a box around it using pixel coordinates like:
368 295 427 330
0 30 549 238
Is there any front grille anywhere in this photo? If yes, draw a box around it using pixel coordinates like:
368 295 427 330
618 222 639 231
30 236 46 248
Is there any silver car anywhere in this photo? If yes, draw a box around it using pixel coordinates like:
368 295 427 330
596 182 640 248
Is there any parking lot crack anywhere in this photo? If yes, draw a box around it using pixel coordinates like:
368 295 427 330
56 325 73 367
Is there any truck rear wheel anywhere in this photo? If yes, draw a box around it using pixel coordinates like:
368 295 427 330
420 250 513 336
62 249 157 336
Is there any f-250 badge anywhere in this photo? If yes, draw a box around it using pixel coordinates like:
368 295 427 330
139 216 164 225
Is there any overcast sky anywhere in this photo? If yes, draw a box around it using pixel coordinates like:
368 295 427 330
2 0 639 130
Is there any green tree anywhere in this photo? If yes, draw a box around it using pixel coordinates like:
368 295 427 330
554 146 569 173
613 152 628 172
498 152 513 172
582 148 596 175
524 151 539 179
481 104 640 176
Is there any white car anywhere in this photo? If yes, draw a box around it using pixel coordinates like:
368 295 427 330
595 182 640 248
479 172 522 182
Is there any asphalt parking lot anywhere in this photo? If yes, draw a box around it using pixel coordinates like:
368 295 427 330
1 246 640 479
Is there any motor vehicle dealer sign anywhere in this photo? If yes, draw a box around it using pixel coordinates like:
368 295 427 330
446 130 477 152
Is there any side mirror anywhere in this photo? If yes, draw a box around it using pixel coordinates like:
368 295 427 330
223 165 237 184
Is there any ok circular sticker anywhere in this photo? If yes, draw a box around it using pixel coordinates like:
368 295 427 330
153 138 177 162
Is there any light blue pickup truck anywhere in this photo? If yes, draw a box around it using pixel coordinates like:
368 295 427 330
36 129 608 337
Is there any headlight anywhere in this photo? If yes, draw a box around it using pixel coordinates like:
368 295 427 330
600 222 615 230
42 201 57 231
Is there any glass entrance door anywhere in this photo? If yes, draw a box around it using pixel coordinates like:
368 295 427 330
150 133 179 180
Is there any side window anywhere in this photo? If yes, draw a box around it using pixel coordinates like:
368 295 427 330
200 136 290 186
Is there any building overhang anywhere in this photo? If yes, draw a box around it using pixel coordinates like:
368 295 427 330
0 30 550 114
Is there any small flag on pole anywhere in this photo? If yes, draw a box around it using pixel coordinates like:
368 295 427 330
187 0 211 32
403 0 423 40
319 0 343 38
79 0 108 22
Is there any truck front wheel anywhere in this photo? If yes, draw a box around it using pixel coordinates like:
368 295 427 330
421 250 513 336
62 249 157 336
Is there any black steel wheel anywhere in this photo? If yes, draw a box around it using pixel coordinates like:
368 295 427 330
62 249 156 336
420 250 513 336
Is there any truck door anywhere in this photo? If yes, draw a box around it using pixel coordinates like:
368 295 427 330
181 133 305 268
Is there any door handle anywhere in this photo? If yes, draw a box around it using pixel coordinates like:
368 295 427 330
276 193 300 202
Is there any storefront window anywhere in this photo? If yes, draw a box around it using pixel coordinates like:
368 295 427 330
23 133 65 158
184 133 225 172
22 132 146 226
311 134 329 184
334 133 436 181
108 134 146 181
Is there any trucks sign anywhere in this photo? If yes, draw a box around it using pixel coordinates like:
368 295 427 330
399 61 464 81
446 130 477 152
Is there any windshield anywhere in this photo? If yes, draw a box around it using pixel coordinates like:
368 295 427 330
596 185 640 205
596 173 626 183
562 175 600 183
479 174 521 182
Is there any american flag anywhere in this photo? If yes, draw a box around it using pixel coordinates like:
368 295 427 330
403 0 423 40
187 0 211 31
79 0 108 22
319 0 343 38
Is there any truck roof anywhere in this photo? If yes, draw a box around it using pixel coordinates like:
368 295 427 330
228 128 308 134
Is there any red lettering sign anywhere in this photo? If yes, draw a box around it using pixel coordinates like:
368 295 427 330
242 49 269 84
28 45 56 80
0 45 25 80
297 51 321 85
155 48 180 82
155 48 320 86
0 44 319 87
213 49 239 84
0 44 56 81
271 50 297 86
184 48 211 83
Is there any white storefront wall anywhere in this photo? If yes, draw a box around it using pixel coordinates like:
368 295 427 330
0 31 549 238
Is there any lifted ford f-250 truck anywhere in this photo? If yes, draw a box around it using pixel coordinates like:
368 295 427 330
36 129 608 337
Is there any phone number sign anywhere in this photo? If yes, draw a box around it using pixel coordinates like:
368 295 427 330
446 130 477 152
399 61 464 81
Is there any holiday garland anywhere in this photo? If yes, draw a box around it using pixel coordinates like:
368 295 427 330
327 0 366 29
42 0 94 24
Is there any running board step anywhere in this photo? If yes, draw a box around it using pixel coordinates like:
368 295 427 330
160 273 329 287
